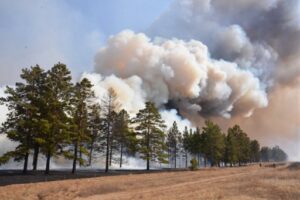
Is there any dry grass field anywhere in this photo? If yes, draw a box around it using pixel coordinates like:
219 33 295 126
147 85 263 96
0 163 299 200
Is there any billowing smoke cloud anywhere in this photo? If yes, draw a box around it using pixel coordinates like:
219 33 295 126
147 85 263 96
92 30 268 119
81 72 146 114
149 0 300 87
1 0 299 164
86 0 300 159
144 0 300 157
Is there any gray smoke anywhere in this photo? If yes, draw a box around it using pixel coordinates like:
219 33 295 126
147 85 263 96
88 0 300 159
149 0 300 87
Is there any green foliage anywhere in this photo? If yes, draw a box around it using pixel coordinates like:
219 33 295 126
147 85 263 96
133 101 167 170
225 125 251 166
101 88 119 172
190 158 198 170
260 146 287 162
201 120 225 167
250 140 260 162
225 129 239 165
271 146 288 162
166 121 181 168
87 103 102 165
260 146 272 162
113 109 137 167
0 63 288 174
69 78 95 173
0 65 48 172
41 63 74 174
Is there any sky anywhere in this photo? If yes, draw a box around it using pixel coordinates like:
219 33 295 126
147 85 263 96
0 0 173 84
0 0 299 161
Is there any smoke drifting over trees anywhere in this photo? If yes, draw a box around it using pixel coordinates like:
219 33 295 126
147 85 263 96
83 0 299 159
91 30 268 119
0 0 299 164
0 64 289 173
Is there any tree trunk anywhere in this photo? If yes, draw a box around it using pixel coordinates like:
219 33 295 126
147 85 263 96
72 142 78 174
105 130 110 173
174 149 177 169
120 144 123 168
88 139 94 166
109 144 113 166
204 157 207 168
88 146 93 166
147 157 150 171
79 147 82 167
45 150 51 174
146 122 150 171
146 138 150 171
32 144 39 171
23 152 29 174
185 152 188 168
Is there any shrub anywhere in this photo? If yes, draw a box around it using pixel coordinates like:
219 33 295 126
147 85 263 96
190 158 198 170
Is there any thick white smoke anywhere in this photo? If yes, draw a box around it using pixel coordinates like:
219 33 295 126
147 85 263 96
90 30 267 119
81 72 146 115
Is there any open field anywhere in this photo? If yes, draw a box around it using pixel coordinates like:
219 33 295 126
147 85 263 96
0 163 299 200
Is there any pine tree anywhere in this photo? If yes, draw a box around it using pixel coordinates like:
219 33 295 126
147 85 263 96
19 65 48 171
260 146 272 162
101 88 119 172
250 140 260 163
133 101 167 170
87 103 102 166
271 146 287 162
201 120 225 167
69 78 94 174
113 109 137 168
182 126 190 168
0 66 48 173
192 127 202 166
0 84 32 173
227 125 250 166
166 121 181 168
41 63 73 174
225 128 239 166
109 111 118 166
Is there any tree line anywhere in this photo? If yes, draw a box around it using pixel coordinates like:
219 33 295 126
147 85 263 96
0 63 287 174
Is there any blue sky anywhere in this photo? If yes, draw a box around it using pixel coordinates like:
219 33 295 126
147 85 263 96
0 0 173 84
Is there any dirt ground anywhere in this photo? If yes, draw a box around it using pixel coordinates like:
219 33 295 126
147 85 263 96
0 164 299 200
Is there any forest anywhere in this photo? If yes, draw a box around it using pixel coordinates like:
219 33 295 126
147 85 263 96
0 63 288 174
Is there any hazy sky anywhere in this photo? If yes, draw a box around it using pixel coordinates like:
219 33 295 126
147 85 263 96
0 0 173 84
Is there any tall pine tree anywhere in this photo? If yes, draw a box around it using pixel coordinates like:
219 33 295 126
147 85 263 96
166 121 181 168
133 101 167 170
101 88 119 172
41 63 73 174
70 78 94 174
201 120 225 167
87 103 102 166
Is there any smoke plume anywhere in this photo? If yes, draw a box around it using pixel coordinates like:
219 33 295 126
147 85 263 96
149 0 300 87
0 0 299 165
91 30 268 119
86 0 300 158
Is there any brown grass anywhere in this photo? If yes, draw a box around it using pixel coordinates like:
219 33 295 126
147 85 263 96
0 164 299 200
